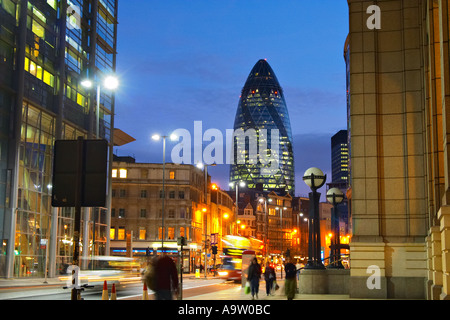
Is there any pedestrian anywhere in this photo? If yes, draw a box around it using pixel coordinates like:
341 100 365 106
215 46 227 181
247 257 261 300
263 262 276 296
284 257 297 300
153 255 179 300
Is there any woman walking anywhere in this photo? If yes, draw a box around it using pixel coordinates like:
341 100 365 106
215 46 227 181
247 258 262 300
263 262 276 296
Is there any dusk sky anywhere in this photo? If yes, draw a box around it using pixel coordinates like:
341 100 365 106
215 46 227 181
113 1 349 197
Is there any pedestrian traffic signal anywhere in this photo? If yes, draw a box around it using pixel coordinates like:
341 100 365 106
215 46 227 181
211 245 218 255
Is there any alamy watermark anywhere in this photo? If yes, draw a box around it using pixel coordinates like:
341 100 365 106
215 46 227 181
169 121 281 175
366 5 381 30
366 265 381 290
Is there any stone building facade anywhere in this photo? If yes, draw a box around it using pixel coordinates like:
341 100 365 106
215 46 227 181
347 0 450 299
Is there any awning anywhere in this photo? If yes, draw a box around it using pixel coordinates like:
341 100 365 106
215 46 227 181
113 128 136 146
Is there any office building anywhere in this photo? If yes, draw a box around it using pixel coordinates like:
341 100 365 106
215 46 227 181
229 59 295 196
0 0 119 278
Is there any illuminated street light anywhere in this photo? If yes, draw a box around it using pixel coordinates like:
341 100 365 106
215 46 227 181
151 132 178 252
326 187 345 269
303 167 326 269
81 74 119 138
229 181 246 235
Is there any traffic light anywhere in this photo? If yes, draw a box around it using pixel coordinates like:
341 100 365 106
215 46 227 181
211 245 218 255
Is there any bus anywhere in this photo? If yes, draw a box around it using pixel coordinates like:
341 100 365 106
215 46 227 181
59 256 141 286
217 235 264 282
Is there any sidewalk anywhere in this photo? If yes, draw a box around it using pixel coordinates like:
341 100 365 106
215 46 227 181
184 278 352 300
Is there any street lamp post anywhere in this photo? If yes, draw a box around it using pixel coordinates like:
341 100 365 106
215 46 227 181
197 162 216 279
81 75 119 263
152 133 177 254
303 167 327 269
81 75 119 139
326 188 345 269
259 197 269 260
229 181 246 235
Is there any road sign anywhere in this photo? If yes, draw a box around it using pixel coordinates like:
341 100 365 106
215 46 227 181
52 139 108 207
210 233 218 245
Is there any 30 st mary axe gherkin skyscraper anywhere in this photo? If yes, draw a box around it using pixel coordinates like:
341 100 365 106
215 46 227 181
230 59 295 196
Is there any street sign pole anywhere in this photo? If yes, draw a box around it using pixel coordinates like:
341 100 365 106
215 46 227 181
71 136 83 300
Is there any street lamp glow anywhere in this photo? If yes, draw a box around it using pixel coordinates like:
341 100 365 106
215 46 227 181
239 181 246 187
326 188 344 204
170 133 178 141
81 79 93 88
152 134 161 141
104 75 119 90
197 163 204 169
303 167 326 189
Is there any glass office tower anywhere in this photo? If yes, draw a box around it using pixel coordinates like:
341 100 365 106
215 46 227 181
230 59 295 196
0 0 118 278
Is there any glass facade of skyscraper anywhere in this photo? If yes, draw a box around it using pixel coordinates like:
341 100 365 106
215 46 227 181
0 0 118 278
230 59 295 196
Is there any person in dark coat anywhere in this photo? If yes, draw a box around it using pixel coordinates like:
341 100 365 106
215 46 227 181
154 255 179 300
284 257 297 300
247 257 262 299
263 262 276 296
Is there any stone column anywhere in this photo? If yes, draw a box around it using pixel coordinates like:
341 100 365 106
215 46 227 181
438 207 450 299
430 226 443 299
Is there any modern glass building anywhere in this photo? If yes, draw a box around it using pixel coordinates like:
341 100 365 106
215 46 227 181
230 59 295 196
331 130 349 183
0 0 118 278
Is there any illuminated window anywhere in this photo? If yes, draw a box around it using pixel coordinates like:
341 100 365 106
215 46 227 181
139 228 146 240
110 228 115 240
169 171 175 179
76 93 85 106
36 65 43 80
43 70 54 87
112 169 117 178
168 227 174 240
118 227 125 240
29 60 37 76
119 169 127 178
32 19 45 38
158 227 165 240
47 0 57 10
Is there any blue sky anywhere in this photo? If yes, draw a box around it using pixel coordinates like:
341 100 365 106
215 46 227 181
113 0 349 197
